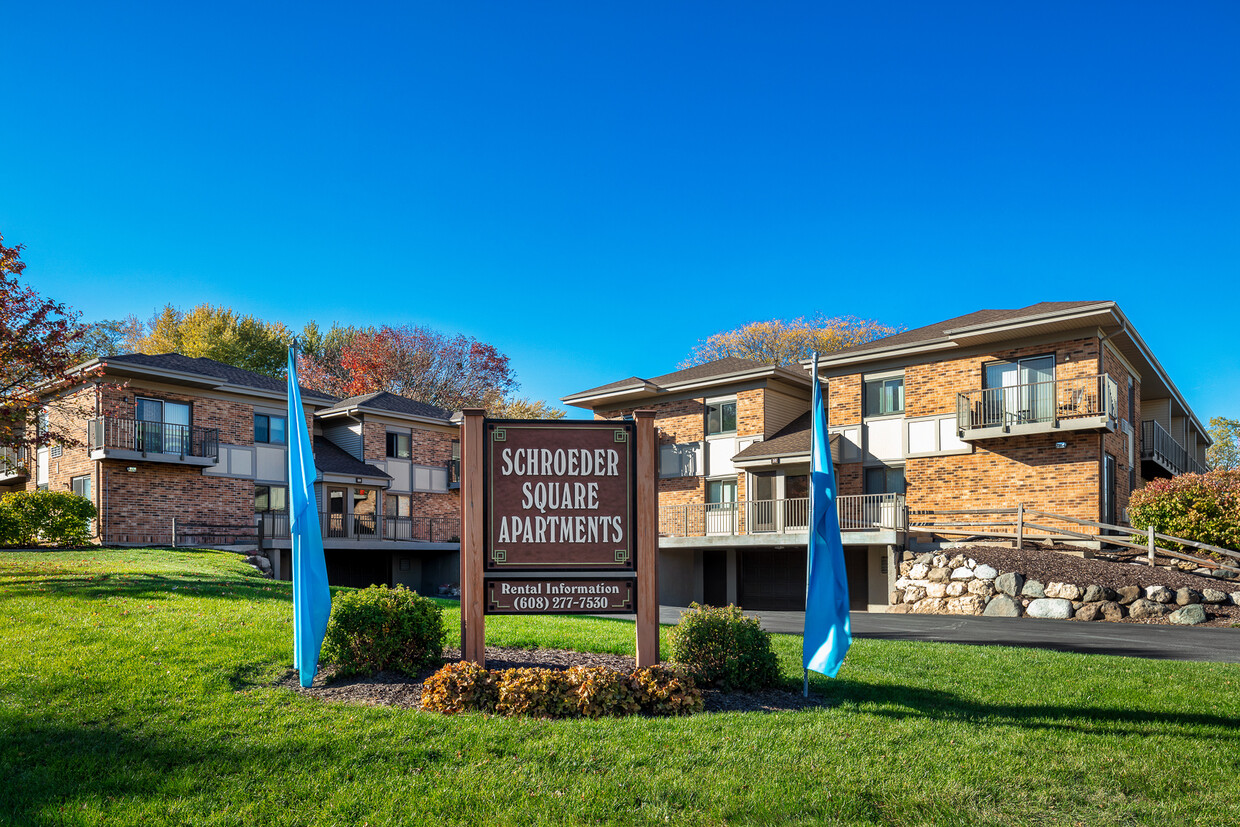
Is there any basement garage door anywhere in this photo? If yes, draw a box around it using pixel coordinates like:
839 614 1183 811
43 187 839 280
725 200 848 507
739 549 870 611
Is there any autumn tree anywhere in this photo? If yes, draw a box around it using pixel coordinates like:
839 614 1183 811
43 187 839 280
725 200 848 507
682 315 903 367
74 316 146 360
482 391 567 420
130 304 294 376
298 324 518 411
1207 417 1240 471
0 233 92 469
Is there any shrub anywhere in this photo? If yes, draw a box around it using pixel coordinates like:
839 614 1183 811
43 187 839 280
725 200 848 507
321 585 445 678
565 666 641 718
0 490 96 547
495 668 577 718
421 661 498 714
667 603 780 691
631 665 703 716
1128 470 1240 557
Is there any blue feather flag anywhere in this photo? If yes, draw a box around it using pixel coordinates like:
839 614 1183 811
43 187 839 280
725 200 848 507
803 352 851 680
287 346 331 687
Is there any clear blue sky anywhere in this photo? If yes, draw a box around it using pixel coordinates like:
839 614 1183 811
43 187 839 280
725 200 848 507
4 2 1237 423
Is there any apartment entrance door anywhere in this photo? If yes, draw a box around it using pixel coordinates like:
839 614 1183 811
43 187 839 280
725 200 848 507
326 487 347 538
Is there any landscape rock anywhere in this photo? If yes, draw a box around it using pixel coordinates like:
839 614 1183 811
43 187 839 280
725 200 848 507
931 554 948 569
1026 598 1073 620
1116 585 1141 605
915 553 934 566
1230 592 1240 606
1099 601 1126 622
1021 580 1046 599
899 561 914 576
926 582 948 599
928 567 952 583
912 597 949 614
966 558 978 569
1201 588 1228 605
967 579 995 598
947 594 987 616
1129 599 1170 620
948 554 968 569
983 594 1023 617
1045 582 1081 601
244 555 271 571
945 582 967 598
950 567 974 581
1145 585 1174 604
1074 602 1104 622
1175 587 1202 606
1100 586 1120 603
908 563 930 580
1081 585 1105 604
887 603 912 614
995 571 1024 597
903 585 927 604
973 564 998 580
895 578 912 591
1168 604 1207 625
890 590 904 605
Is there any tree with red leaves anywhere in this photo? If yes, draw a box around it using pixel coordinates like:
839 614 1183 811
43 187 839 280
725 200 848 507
299 324 519 412
0 233 91 470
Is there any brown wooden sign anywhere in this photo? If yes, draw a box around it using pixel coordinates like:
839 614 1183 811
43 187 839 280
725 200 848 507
485 577 635 614
485 420 635 571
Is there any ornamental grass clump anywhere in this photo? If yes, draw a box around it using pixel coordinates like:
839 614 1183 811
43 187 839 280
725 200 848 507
1128 469 1240 556
321 585 445 678
668 603 780 691
421 662 498 714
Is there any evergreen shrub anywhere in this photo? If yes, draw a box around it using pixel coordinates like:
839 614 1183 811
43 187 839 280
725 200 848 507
321 585 445 677
0 490 96 547
667 603 780 691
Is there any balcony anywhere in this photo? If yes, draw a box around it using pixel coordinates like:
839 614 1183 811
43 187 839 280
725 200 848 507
956 374 1118 441
1141 420 1207 478
258 511 461 546
88 416 220 466
658 493 906 546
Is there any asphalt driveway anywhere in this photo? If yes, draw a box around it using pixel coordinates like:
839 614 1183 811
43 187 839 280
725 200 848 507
656 606 1240 664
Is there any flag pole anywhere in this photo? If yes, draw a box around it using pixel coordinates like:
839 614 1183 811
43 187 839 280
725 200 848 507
804 351 817 698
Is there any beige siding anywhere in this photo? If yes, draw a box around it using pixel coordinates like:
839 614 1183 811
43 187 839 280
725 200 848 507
763 390 808 438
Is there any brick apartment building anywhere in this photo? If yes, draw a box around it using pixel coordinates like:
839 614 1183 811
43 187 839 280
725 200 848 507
562 301 1212 611
3 353 461 591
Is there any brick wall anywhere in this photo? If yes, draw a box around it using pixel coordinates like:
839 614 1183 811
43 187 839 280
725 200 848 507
828 374 861 424
99 460 253 542
101 383 255 445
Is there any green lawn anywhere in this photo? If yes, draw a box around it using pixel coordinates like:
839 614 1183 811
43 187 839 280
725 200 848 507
2 549 1238 826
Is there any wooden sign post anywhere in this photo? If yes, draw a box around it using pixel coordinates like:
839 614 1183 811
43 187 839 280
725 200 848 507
458 410 658 668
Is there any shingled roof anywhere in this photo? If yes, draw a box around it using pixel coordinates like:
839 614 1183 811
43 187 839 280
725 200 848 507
319 391 453 421
823 301 1111 359
98 353 335 400
312 437 391 479
565 357 805 402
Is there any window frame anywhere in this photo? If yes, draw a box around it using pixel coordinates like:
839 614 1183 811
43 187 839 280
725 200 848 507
863 377 905 418
386 431 412 459
863 464 906 495
706 399 738 436
254 413 287 445
254 484 288 513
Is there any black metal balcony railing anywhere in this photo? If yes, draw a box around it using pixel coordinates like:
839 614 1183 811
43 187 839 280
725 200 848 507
957 374 1118 433
1141 420 1208 476
89 416 220 461
257 511 461 544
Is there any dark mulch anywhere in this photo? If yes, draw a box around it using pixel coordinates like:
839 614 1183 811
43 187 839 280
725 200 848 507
956 544 1240 626
275 646 827 713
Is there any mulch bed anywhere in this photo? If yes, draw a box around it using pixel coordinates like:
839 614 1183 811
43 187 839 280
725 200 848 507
275 646 828 714
953 544 1240 626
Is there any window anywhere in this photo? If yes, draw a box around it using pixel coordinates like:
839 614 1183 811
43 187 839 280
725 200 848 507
1128 375 1135 423
863 377 904 417
386 431 411 459
137 398 193 454
255 485 287 513
706 400 737 435
254 414 286 444
864 466 905 495
384 493 410 517
71 475 91 500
